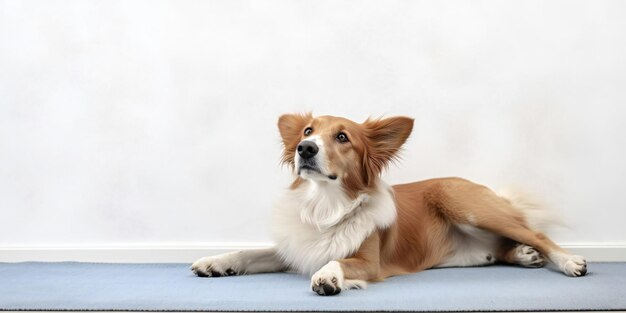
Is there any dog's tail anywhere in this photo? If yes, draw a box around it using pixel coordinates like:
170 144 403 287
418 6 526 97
496 187 564 232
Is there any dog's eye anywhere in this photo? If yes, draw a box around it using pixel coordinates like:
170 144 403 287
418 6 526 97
336 132 349 143
304 127 313 136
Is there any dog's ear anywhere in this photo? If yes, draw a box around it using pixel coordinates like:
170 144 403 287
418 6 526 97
278 113 312 167
362 116 414 184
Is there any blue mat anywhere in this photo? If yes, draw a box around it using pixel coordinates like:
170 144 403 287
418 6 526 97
1 262 625 311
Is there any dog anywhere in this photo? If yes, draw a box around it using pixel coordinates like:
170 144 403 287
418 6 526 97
191 113 587 296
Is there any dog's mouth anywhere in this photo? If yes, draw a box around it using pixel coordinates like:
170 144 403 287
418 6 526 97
297 164 322 175
297 164 337 180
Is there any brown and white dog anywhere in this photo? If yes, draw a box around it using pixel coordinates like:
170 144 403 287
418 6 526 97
191 114 587 296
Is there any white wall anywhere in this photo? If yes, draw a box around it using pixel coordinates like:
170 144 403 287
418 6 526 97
1 1 625 259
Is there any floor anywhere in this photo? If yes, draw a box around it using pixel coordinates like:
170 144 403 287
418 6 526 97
1 262 625 311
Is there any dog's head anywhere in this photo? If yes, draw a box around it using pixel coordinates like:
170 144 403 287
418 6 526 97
278 113 414 192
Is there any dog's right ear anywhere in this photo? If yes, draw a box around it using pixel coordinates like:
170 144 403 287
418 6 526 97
278 113 312 167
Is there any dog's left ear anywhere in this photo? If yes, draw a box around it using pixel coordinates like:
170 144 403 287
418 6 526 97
278 113 312 166
362 116 414 184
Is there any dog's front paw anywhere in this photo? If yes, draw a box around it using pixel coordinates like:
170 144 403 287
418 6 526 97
191 254 240 277
311 261 343 296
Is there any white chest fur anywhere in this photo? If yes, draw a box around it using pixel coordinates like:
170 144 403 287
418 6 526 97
271 180 397 275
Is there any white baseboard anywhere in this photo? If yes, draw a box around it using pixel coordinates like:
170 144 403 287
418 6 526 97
560 244 626 262
0 243 624 263
0 243 274 263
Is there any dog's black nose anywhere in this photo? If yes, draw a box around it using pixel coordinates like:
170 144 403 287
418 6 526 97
297 141 319 159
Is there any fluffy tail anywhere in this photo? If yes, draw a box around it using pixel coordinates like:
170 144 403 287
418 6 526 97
496 187 564 232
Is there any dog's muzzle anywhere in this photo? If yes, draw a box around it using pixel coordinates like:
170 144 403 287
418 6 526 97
296 140 337 180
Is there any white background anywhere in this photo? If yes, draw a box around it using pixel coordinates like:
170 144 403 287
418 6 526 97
1 1 625 251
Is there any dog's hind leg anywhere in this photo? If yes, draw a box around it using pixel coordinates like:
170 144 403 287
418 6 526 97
489 225 586 276
425 178 587 277
191 248 287 277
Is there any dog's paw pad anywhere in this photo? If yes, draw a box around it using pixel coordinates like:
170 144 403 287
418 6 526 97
514 244 545 268
311 276 341 296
